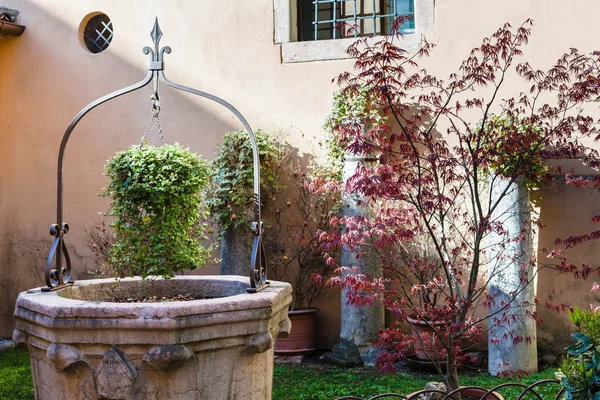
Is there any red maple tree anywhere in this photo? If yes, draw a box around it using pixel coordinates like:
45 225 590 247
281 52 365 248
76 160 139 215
315 19 600 392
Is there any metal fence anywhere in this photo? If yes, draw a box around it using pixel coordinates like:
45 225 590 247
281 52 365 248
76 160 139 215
337 379 565 400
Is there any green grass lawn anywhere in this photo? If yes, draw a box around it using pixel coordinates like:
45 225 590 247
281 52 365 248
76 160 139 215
0 348 559 400
0 348 34 400
272 364 560 400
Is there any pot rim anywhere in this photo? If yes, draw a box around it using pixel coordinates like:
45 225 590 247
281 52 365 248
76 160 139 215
406 316 448 327
288 308 319 314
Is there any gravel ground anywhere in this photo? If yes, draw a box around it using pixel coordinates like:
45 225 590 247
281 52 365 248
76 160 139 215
0 339 15 352
275 350 491 378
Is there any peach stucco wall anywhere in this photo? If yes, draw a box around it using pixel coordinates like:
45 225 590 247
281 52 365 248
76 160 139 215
0 0 347 344
2 0 600 354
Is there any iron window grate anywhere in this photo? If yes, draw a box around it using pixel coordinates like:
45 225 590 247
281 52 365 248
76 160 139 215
83 14 113 54
298 0 415 41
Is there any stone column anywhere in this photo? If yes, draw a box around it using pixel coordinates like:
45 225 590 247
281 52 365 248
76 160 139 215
488 176 537 375
220 227 251 276
325 154 384 367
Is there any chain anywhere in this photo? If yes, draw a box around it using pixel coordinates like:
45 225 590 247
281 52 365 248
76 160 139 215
140 96 165 146
156 108 165 145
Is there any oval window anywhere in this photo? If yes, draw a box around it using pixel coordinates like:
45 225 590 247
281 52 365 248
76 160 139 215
81 13 113 54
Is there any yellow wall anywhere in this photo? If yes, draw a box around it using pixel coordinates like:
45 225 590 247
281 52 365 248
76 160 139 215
1 0 600 355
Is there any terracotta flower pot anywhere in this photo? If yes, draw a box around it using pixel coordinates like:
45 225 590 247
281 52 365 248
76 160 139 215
274 308 318 355
13 276 292 400
407 317 447 361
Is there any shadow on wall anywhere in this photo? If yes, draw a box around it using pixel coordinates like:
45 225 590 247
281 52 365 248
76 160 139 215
0 1 256 337
533 178 600 356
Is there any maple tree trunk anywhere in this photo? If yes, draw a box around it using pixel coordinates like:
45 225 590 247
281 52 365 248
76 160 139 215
446 353 460 396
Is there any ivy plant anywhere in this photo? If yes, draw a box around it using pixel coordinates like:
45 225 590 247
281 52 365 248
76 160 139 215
207 129 282 231
103 143 214 278
557 307 600 399
322 85 385 181
481 115 548 189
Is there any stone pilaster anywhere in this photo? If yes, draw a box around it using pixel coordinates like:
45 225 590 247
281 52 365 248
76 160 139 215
220 226 251 276
330 154 384 366
488 176 538 375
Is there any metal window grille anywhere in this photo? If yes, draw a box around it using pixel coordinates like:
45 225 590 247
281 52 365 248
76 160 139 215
297 0 414 41
83 14 113 54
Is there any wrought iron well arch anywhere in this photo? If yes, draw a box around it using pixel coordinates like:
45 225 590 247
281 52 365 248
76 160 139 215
44 18 268 293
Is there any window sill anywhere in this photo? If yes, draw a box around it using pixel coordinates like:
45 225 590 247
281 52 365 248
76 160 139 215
280 33 421 63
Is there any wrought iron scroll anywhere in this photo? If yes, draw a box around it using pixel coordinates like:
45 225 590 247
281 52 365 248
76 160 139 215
45 18 268 293
335 379 565 400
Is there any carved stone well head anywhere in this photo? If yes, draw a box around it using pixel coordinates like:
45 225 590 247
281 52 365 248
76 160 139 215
13 275 292 400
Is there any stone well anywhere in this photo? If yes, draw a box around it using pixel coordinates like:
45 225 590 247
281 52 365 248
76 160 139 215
13 275 292 400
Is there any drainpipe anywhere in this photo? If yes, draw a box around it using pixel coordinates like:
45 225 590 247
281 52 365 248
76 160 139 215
0 9 25 37
0 20 25 36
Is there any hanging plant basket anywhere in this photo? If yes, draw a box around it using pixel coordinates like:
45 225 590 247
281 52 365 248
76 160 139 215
103 143 214 279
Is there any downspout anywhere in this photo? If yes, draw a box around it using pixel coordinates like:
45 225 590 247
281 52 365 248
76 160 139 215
0 20 25 36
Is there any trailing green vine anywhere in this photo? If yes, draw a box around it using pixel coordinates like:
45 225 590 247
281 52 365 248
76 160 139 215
481 116 547 189
207 129 283 231
322 86 386 181
324 85 384 134
103 143 214 278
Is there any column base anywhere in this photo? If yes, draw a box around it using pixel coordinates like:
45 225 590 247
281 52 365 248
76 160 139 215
322 339 363 368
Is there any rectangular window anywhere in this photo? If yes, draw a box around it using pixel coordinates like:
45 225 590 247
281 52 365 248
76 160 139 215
274 0 433 63
297 0 415 41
